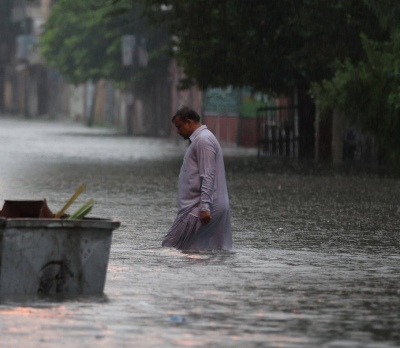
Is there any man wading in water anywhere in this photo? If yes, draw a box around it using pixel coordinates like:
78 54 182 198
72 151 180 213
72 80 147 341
162 107 233 250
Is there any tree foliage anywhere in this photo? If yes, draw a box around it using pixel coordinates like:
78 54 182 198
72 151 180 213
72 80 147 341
142 0 386 94
40 0 170 91
41 0 388 95
312 2 400 167
41 0 115 84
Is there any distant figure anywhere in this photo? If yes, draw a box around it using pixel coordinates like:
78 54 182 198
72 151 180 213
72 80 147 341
162 106 232 250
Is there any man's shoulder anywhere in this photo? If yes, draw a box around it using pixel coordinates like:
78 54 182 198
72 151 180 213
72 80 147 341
197 128 217 142
198 126 216 138
195 128 222 153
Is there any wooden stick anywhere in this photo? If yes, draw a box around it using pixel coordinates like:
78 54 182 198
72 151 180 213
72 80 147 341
55 184 86 218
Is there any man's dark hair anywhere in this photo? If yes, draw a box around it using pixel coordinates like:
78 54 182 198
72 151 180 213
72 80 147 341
172 106 201 123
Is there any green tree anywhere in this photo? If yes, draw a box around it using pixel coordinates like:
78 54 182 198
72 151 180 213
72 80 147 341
140 0 389 162
40 0 171 133
312 1 400 168
142 0 386 94
40 0 170 91
40 0 130 85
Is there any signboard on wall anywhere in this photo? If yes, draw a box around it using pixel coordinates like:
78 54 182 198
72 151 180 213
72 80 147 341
16 35 40 65
203 87 240 116
204 86 274 117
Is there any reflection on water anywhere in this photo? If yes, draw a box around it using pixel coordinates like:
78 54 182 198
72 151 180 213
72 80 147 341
1 305 70 318
0 118 399 347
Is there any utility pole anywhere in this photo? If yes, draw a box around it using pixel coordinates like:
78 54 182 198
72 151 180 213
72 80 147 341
20 0 30 118
122 34 136 135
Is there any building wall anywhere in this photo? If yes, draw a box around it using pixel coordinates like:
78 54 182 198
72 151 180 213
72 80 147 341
69 84 85 122
203 115 238 147
202 87 240 146
238 117 258 147
170 60 203 137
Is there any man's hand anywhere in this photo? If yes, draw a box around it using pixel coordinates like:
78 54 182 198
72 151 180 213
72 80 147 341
200 210 211 225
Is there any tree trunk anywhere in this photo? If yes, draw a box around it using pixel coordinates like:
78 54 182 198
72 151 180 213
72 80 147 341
314 103 320 162
87 82 98 127
331 108 345 165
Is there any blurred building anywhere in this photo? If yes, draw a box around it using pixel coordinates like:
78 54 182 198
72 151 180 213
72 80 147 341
2 0 69 118
1 0 172 133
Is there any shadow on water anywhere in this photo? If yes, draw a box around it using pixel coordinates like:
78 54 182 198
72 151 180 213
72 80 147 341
172 249 236 266
0 293 109 305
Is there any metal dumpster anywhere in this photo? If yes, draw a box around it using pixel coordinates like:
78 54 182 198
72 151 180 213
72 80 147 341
0 217 120 295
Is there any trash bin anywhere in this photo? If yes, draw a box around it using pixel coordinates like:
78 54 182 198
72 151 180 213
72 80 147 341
0 217 120 295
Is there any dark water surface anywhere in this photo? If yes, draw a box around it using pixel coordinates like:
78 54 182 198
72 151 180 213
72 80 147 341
0 118 399 348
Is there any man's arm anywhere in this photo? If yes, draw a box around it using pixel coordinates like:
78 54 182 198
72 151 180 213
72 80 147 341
197 136 216 225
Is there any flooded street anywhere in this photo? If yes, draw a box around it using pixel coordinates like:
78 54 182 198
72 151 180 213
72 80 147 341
0 117 399 348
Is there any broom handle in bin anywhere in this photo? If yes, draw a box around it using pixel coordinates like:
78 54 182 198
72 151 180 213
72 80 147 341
55 184 86 218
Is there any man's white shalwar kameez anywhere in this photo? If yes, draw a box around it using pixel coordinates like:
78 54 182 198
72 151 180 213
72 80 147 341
162 125 232 250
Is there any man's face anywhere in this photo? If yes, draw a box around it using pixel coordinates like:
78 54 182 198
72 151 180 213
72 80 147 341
174 116 193 140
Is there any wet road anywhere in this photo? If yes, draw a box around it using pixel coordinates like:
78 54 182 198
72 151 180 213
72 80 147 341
0 117 399 348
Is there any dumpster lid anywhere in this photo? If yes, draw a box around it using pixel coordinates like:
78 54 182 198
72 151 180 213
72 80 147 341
0 200 54 218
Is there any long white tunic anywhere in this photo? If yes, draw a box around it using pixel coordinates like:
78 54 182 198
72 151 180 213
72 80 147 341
162 125 232 250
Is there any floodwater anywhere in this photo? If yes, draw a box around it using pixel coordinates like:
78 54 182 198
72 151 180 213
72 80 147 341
0 117 399 348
